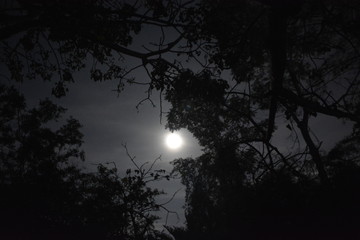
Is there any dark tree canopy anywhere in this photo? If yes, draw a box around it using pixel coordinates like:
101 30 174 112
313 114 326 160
2 0 360 239
167 0 360 238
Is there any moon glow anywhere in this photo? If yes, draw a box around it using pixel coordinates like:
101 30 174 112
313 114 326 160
165 133 183 150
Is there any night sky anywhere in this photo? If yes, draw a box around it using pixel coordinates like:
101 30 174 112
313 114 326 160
9 57 353 229
1 1 359 236
0 5 203 227
0 12 208 227
10 66 203 227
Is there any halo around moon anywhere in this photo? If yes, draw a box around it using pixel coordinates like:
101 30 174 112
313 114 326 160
165 133 183 150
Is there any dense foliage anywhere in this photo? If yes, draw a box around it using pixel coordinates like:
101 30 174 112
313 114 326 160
167 0 360 238
2 0 360 239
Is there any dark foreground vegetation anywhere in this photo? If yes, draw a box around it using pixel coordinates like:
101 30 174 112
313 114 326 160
1 0 360 239
0 85 172 240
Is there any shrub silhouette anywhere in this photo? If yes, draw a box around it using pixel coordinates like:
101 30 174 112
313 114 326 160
0 85 171 240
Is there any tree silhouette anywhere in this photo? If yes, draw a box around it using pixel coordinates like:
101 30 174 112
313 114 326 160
166 0 360 238
166 0 360 184
2 0 360 239
0 0 190 97
0 84 173 240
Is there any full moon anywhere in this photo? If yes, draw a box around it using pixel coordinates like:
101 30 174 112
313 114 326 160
165 133 183 150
